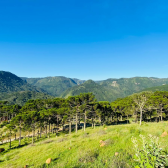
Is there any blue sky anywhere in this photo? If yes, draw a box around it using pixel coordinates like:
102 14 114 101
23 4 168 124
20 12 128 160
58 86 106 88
0 0 168 80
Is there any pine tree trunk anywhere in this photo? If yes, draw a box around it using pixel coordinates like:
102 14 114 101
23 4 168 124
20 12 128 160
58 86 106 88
140 108 142 126
40 127 42 138
99 116 101 125
7 112 8 122
9 131 11 149
48 124 50 138
161 107 163 122
78 113 80 129
45 126 47 138
32 130 34 144
19 127 21 146
84 111 86 131
75 113 78 133
49 122 50 133
69 120 71 134
52 124 54 134
62 124 64 132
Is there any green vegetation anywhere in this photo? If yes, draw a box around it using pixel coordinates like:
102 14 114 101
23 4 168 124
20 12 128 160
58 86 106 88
0 122 168 168
2 71 168 103
97 77 168 101
1 71 168 167
0 91 168 167
61 80 120 102
0 71 45 93
142 84 168 92
0 91 53 106
61 78 168 102
23 76 85 97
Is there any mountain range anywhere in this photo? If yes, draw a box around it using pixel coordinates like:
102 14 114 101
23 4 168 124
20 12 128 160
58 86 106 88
1 70 168 105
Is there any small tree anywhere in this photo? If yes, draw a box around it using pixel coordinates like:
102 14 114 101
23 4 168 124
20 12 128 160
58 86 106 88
131 91 153 125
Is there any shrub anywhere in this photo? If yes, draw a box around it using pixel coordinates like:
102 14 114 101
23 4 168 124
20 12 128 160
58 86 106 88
132 134 167 168
103 124 107 128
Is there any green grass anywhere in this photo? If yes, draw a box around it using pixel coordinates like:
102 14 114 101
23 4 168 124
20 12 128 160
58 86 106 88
0 122 168 168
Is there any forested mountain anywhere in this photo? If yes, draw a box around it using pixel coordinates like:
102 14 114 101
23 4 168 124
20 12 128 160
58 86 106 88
61 77 168 102
23 76 85 97
0 91 53 106
2 71 168 104
98 77 168 97
0 71 52 105
61 80 121 102
142 84 168 92
0 71 45 93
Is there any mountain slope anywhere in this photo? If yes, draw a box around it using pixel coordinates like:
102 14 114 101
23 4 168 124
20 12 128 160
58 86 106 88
23 77 85 97
98 77 168 97
61 77 168 102
0 91 53 106
0 71 45 93
142 84 168 92
61 80 120 101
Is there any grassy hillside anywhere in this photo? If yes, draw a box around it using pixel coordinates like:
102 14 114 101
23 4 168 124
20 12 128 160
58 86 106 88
0 71 45 93
0 122 168 168
0 91 53 106
23 77 84 97
61 80 120 102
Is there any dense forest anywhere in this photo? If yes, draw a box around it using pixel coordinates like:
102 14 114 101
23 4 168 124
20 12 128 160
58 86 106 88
0 91 168 147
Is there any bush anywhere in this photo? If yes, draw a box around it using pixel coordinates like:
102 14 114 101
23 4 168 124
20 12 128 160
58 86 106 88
132 134 167 168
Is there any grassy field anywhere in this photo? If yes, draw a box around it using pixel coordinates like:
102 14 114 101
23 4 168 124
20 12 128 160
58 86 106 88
0 122 168 168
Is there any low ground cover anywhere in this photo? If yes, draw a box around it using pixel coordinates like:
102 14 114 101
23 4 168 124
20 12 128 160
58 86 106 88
0 122 168 168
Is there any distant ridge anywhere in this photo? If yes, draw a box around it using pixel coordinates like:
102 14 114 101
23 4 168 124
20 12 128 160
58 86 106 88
61 77 168 102
23 76 85 97
0 71 45 93
1 70 168 103
142 84 168 92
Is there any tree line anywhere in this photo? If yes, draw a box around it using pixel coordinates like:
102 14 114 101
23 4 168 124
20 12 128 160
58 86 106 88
0 91 168 148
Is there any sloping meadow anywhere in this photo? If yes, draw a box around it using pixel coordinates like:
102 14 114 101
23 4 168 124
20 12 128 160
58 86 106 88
0 122 168 168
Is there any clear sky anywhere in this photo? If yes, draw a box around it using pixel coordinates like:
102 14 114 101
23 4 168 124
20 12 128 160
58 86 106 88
0 0 168 80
